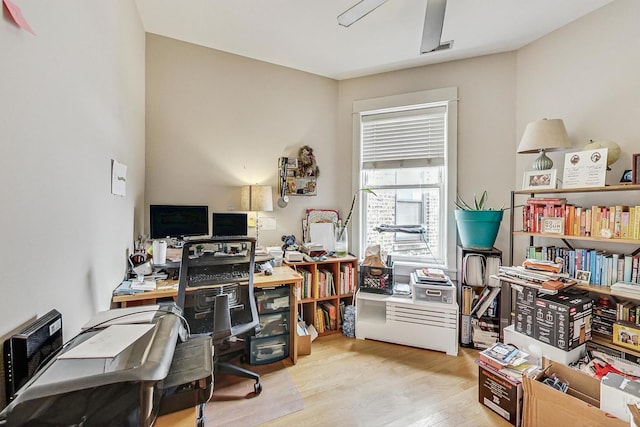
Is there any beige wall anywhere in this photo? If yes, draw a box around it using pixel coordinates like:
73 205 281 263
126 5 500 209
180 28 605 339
513 0 640 264
338 53 517 267
0 2 145 339
145 35 339 248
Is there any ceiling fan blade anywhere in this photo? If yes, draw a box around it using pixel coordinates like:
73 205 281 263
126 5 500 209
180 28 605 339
420 0 451 53
338 0 389 27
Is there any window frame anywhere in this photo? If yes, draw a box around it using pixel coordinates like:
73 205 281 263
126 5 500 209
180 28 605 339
351 87 458 270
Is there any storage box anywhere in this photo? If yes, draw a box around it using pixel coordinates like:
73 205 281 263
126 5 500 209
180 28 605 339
248 334 289 365
613 322 640 351
478 364 522 426
359 265 393 295
522 359 625 427
533 292 592 351
255 312 289 338
503 324 585 365
255 286 290 314
514 287 537 336
411 278 456 305
297 333 311 356
601 372 640 422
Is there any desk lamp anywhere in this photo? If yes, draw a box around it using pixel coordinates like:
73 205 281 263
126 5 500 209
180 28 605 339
240 185 273 248
517 118 571 170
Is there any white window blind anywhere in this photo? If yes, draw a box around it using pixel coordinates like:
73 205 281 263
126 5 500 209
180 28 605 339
361 106 446 170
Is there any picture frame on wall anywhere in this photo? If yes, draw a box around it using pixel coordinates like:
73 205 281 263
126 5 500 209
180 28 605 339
633 153 640 184
522 169 557 190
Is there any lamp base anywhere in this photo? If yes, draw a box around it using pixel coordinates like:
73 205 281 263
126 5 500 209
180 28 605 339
532 149 553 171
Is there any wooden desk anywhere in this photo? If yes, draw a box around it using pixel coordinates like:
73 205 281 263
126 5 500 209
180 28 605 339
112 266 303 364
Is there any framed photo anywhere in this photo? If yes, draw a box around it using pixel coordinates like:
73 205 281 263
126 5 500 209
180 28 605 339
633 153 640 185
523 169 557 190
575 270 591 284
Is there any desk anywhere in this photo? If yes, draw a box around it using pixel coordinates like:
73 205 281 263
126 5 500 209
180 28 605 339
112 266 303 364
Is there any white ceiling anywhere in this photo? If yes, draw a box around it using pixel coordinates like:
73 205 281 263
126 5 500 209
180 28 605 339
134 0 613 80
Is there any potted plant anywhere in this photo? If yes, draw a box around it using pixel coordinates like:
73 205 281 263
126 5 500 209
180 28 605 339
454 191 505 250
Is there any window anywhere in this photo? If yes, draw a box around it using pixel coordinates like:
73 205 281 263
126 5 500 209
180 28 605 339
352 88 458 269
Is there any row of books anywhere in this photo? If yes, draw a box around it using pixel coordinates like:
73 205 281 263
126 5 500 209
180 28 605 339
294 265 356 300
525 245 640 286
522 198 640 240
314 301 338 333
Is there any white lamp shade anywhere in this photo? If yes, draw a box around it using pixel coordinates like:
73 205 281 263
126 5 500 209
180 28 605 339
240 185 273 212
517 119 571 153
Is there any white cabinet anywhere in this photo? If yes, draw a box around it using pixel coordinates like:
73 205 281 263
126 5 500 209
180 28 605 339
355 290 459 356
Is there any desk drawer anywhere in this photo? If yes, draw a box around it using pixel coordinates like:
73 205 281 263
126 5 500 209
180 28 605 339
255 312 289 338
255 286 290 314
248 334 289 365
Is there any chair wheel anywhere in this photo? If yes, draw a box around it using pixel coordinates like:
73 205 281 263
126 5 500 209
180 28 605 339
254 381 262 395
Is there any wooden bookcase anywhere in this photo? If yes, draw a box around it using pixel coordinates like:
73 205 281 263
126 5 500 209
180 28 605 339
284 255 358 336
508 183 640 353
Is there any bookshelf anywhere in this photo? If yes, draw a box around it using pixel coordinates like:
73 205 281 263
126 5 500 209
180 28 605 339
284 255 358 336
508 183 640 352
457 246 503 348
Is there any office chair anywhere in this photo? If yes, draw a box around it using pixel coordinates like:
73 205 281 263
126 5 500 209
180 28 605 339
176 237 263 396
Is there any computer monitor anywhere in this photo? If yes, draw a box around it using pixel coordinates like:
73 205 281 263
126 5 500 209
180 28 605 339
149 205 209 239
212 212 248 237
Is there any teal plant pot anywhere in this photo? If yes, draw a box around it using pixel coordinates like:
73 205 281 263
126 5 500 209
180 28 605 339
455 210 504 250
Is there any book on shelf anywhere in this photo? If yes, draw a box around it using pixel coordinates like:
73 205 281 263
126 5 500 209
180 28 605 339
320 302 337 330
470 286 501 318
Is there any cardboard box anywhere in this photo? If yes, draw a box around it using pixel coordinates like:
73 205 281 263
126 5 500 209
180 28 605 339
613 322 640 352
534 292 592 351
478 364 522 426
514 287 537 336
522 359 625 427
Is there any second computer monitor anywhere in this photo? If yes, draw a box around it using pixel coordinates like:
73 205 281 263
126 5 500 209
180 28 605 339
212 212 248 237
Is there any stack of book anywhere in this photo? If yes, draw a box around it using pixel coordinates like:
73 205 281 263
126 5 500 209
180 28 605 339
412 267 450 286
478 342 540 383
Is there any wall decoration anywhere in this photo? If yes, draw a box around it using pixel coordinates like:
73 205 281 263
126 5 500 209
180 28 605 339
620 169 632 183
3 0 35 34
633 153 640 185
111 159 127 196
278 147 319 197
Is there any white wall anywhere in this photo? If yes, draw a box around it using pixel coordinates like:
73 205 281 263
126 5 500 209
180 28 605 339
0 2 145 340
513 0 640 264
145 35 339 248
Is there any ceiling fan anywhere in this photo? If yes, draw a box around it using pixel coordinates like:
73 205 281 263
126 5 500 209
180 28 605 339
337 0 452 54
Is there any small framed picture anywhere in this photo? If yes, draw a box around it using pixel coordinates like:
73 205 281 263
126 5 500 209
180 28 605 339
541 217 565 234
633 153 640 184
575 270 591 284
523 169 557 190
621 169 632 183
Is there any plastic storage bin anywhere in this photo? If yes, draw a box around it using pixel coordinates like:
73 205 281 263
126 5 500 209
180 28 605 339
359 265 393 295
412 279 456 305
255 286 290 314
255 312 289 338
248 335 289 365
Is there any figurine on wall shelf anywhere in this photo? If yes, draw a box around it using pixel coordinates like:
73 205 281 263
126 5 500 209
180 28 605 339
298 145 320 177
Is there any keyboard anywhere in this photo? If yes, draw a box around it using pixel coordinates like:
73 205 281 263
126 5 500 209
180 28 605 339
189 270 249 286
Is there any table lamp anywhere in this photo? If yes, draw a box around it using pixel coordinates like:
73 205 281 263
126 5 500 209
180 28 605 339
517 118 571 170
240 185 273 247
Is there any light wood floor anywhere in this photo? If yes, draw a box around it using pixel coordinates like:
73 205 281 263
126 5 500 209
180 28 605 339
263 334 514 427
